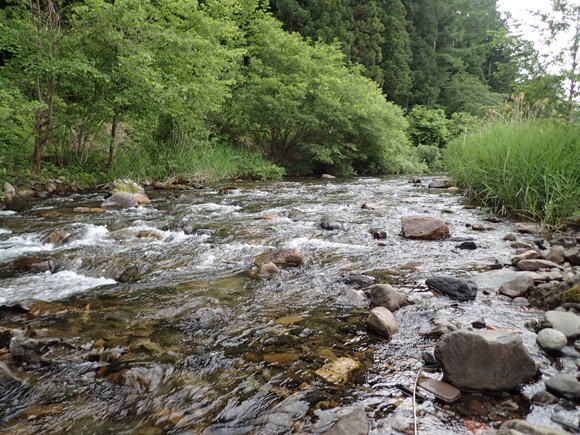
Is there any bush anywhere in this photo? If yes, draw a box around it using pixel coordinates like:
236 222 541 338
407 106 449 148
415 145 443 172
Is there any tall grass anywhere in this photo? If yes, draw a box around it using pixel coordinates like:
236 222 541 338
445 106 580 227
112 140 285 183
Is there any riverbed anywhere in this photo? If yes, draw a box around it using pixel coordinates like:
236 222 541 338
0 176 578 434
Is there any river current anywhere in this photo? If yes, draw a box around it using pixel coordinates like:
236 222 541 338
0 176 576 434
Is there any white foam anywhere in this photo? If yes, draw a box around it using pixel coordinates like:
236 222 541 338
0 210 16 216
0 270 116 303
0 234 51 263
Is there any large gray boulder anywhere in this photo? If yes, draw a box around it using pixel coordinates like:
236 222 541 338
434 329 536 391
544 311 580 339
366 307 399 338
498 275 534 298
322 408 369 435
544 374 580 402
369 284 410 312
401 216 449 240
101 192 139 210
425 276 478 300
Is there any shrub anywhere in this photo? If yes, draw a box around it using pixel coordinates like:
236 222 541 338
407 105 449 148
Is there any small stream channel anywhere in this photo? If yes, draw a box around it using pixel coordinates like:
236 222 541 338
0 176 578 434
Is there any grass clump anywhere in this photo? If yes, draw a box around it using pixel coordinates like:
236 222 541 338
445 117 580 227
562 284 580 304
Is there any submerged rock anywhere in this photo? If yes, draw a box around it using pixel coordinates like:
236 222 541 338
343 274 375 288
471 270 523 293
315 357 363 384
425 276 477 300
369 284 410 312
321 408 369 435
428 179 451 188
257 262 281 278
434 329 536 391
401 216 449 240
366 307 399 338
320 222 343 231
254 249 304 267
361 203 389 211
0 257 55 275
42 231 68 245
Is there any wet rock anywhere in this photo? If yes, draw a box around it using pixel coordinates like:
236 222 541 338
542 246 565 264
418 378 461 403
532 390 559 405
101 192 138 210
133 193 150 206
45 182 57 193
472 270 525 293
544 310 580 339
425 276 478 301
254 249 304 268
421 350 438 366
401 216 449 240
471 223 486 231
458 241 477 250
429 179 451 188
511 250 539 266
499 419 569 435
137 230 162 240
424 323 459 338
9 336 62 362
42 231 68 245
3 182 15 196
321 408 369 435
434 329 536 391
192 183 204 189
321 222 343 231
511 242 533 249
366 307 399 338
3 193 13 202
315 357 363 384
117 265 143 282
111 178 145 196
448 187 460 192
321 174 337 179
517 259 562 271
498 275 534 298
258 262 281 278
0 257 55 275
274 315 303 326
154 181 166 189
261 214 280 219
369 284 410 312
264 353 299 366
503 234 517 242
344 274 375 288
536 328 567 352
0 361 22 385
532 272 564 283
371 231 387 239
187 307 227 327
361 203 389 211
72 207 105 213
512 297 530 306
516 223 539 235
16 187 34 198
34 191 47 198
565 247 580 266
545 374 580 402
409 176 421 183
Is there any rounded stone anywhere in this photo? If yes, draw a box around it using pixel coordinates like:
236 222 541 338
536 328 567 352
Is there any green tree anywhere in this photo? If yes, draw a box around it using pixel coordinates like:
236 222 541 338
406 105 448 147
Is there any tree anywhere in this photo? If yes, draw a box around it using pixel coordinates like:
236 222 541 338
535 0 580 120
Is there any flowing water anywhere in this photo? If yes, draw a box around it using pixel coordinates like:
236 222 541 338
0 176 577 434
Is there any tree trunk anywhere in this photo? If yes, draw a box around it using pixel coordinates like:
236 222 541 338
108 111 119 168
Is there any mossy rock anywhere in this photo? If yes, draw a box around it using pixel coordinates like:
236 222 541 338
111 179 145 196
562 284 580 304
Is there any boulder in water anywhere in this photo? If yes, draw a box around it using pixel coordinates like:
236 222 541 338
42 231 68 245
536 328 567 352
425 276 477 300
366 307 399 338
369 284 410 312
428 179 451 188
0 257 55 275
101 192 139 210
258 262 281 278
498 275 534 298
544 310 580 339
111 179 145 196
499 420 570 435
545 374 580 402
434 329 536 391
254 249 304 267
401 216 449 240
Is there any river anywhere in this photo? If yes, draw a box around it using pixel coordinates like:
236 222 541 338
0 176 577 434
